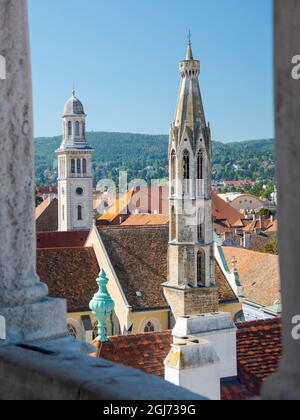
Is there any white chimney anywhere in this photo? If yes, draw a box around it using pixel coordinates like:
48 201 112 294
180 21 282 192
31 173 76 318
164 338 220 400
172 313 237 379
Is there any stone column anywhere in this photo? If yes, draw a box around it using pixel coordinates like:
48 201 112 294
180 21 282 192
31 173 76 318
261 0 300 400
0 0 66 344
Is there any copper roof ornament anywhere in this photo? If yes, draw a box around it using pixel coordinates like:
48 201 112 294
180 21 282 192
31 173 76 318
89 269 115 343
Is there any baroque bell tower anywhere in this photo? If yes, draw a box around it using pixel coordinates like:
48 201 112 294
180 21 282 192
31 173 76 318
56 89 94 231
163 40 219 319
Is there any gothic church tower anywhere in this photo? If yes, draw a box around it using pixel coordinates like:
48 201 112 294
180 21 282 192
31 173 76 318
56 90 94 231
163 41 219 319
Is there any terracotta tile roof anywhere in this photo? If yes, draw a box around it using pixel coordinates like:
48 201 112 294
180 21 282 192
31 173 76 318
212 191 244 227
35 186 58 196
222 247 281 307
94 318 281 399
131 186 168 215
121 214 169 226
237 318 282 395
221 379 254 401
99 225 238 310
243 218 272 233
93 331 172 377
35 198 58 232
37 247 99 312
98 190 134 223
37 231 90 249
98 226 169 310
96 187 242 229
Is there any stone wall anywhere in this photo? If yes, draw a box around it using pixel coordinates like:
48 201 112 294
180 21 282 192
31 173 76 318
163 286 219 319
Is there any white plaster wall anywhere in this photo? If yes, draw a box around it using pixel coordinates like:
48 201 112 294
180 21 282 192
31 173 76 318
165 364 220 401
193 329 237 378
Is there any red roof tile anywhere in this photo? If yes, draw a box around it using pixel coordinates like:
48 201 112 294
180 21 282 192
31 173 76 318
37 231 90 249
37 247 99 312
35 198 58 232
93 318 282 400
236 318 282 395
93 331 172 377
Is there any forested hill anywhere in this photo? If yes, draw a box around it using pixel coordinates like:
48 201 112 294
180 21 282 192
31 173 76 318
35 132 275 186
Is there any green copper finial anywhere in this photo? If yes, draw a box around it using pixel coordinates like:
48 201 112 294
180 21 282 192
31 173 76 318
89 269 115 343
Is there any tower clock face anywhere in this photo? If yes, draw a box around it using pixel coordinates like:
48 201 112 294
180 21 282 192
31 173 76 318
76 187 83 196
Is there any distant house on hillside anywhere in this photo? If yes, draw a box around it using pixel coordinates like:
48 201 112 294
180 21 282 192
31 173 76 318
219 193 264 213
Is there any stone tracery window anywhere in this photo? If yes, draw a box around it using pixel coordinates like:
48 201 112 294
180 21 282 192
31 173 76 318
183 150 190 194
197 250 205 287
144 321 155 333
171 206 176 241
67 323 77 339
171 150 176 196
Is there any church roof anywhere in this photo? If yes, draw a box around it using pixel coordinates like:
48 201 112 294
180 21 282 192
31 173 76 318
97 225 238 311
37 247 99 312
63 91 85 116
98 226 169 311
37 230 90 249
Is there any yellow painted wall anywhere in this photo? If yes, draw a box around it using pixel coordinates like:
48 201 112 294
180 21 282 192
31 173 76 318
219 302 243 321
129 310 170 334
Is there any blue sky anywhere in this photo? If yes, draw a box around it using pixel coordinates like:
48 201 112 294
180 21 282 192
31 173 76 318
28 0 273 142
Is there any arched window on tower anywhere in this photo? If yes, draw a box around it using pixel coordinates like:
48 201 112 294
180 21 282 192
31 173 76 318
77 205 83 221
171 150 176 196
82 159 87 174
77 159 81 174
171 206 176 241
75 121 80 137
82 122 86 138
197 151 204 195
197 251 205 287
71 159 75 174
183 150 190 194
68 121 72 137
197 213 204 242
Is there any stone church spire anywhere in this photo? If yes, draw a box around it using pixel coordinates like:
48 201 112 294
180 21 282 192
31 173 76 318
163 41 218 320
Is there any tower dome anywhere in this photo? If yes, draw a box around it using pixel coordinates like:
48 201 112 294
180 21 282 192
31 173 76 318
63 90 85 116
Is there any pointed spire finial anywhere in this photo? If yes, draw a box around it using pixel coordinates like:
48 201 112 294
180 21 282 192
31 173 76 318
186 30 193 60
188 29 192 46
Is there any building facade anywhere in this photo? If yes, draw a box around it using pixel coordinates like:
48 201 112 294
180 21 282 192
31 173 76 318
56 90 94 231
163 42 219 318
